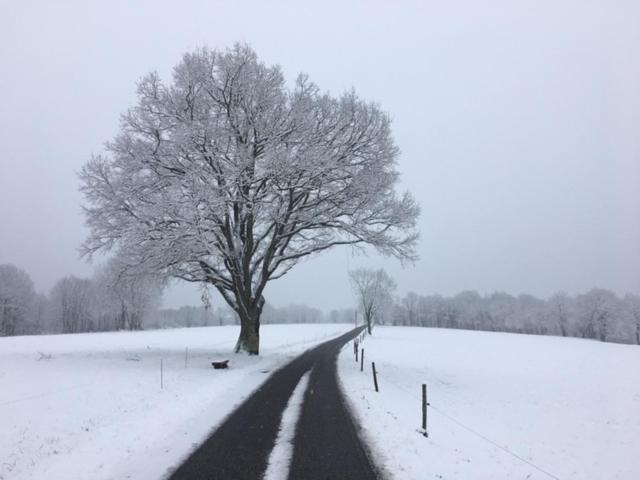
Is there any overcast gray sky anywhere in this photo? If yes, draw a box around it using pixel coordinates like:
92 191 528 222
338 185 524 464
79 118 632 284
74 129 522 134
0 0 638 310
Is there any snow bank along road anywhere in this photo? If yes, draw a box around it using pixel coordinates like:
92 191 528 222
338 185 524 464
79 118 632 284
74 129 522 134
170 326 378 480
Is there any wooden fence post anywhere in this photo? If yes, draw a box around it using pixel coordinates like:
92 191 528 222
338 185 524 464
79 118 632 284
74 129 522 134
422 383 428 437
360 349 364 372
372 362 379 392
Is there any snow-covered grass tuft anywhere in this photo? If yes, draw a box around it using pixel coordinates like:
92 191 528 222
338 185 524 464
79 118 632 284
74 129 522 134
0 323 349 480
338 326 640 480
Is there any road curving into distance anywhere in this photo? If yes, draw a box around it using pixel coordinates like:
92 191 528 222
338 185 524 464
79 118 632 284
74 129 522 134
168 325 378 480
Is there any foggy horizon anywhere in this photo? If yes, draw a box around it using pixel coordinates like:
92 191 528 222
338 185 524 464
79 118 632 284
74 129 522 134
1 0 638 311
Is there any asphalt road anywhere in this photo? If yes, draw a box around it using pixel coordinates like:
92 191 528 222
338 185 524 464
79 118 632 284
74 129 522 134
287 328 377 480
168 326 378 480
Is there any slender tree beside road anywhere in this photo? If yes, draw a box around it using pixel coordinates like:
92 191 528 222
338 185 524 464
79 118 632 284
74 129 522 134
79 44 419 354
349 268 397 334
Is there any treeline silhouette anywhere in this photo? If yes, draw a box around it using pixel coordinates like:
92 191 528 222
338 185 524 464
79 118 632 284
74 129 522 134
383 289 640 345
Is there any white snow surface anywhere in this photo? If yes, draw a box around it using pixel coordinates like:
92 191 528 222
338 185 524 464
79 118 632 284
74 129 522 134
0 323 350 480
338 326 640 480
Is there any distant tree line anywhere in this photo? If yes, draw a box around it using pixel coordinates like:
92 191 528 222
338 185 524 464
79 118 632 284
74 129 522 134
0 261 357 337
0 261 163 336
8 258 636 345
381 289 640 345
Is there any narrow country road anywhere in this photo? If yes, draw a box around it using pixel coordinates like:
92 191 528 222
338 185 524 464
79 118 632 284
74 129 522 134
168 326 378 480
287 328 377 480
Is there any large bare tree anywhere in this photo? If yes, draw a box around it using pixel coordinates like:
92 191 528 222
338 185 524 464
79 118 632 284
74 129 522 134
80 44 419 354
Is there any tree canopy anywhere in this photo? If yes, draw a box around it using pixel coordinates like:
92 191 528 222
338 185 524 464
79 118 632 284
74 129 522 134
80 44 419 353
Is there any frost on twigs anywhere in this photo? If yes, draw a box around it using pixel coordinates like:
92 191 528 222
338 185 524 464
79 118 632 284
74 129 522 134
79 43 419 354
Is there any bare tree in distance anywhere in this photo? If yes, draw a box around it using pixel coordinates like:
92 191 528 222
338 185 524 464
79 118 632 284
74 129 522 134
50 276 94 333
576 288 617 342
94 256 164 330
349 268 397 334
0 264 35 336
80 44 419 354
549 292 571 337
623 294 640 345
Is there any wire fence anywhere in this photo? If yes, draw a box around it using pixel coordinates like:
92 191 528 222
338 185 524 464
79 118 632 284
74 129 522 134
351 335 563 480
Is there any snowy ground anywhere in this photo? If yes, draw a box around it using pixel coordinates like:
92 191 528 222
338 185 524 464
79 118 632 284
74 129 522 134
0 323 350 480
338 326 640 480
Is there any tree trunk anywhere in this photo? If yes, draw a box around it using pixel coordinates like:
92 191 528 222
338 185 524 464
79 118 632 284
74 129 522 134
118 302 127 330
233 295 265 355
1 300 7 336
364 312 373 335
235 308 260 354
559 323 567 337
128 312 141 330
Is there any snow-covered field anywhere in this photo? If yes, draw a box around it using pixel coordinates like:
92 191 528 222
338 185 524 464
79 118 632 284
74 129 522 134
339 326 640 480
0 323 349 480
